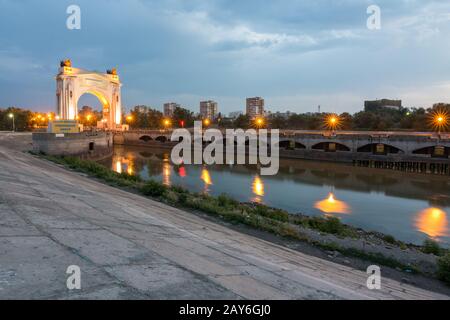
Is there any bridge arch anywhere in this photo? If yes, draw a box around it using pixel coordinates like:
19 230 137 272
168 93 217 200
312 142 350 152
277 140 306 150
155 136 168 143
139 135 153 142
357 143 403 155
413 145 450 158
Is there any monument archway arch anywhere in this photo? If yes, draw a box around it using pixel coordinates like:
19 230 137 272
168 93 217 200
56 60 122 130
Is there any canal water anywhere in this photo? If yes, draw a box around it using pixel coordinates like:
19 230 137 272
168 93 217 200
100 145 450 247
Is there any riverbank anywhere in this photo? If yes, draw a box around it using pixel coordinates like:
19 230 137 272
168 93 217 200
34 151 450 292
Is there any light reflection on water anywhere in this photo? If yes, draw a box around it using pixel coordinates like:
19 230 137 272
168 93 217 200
201 168 212 192
415 207 449 239
314 193 351 215
162 161 171 186
101 145 450 246
252 175 265 203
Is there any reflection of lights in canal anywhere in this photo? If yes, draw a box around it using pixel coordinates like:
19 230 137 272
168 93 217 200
201 168 212 192
127 165 133 175
114 157 134 176
252 175 265 203
178 166 186 178
415 207 449 239
162 161 171 186
115 160 122 174
314 193 351 214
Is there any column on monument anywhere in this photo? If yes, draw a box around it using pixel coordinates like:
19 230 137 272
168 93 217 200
56 80 62 119
115 87 122 125
67 81 75 120
61 79 68 120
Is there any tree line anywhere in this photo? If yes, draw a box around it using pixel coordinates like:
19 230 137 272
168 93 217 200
0 107 54 131
1 103 448 132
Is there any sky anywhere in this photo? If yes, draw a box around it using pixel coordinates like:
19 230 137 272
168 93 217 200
1 0 450 115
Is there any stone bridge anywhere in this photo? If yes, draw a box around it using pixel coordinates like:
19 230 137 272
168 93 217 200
114 129 450 160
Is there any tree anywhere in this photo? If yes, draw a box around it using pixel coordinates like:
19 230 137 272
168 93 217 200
78 105 102 127
233 114 251 129
268 115 288 129
0 107 34 131
339 112 353 130
128 105 163 129
172 107 195 128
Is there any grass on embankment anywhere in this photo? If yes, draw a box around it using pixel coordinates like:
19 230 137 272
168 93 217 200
33 152 450 284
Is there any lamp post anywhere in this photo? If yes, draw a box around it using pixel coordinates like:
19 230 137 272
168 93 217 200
163 118 171 132
330 116 337 134
8 113 15 132
326 114 339 135
255 117 265 134
435 115 445 135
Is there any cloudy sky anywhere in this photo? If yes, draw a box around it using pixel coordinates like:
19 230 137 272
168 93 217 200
1 0 450 114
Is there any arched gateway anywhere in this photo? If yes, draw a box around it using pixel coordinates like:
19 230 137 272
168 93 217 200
56 60 122 130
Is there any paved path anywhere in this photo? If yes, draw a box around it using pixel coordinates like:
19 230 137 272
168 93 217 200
0 133 448 299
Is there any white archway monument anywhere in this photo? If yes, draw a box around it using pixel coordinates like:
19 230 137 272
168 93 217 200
56 60 123 130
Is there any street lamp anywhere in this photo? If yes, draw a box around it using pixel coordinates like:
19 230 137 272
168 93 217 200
325 114 340 134
8 113 15 132
435 115 447 134
203 118 211 127
254 117 265 133
431 111 448 134
163 118 171 131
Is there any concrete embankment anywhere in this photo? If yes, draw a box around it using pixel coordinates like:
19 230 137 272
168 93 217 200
0 132 448 299
32 131 113 160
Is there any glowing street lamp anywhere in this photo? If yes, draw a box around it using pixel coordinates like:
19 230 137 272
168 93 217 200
203 118 211 127
256 117 264 127
435 115 446 134
325 114 340 133
330 117 337 125
430 111 449 134
163 118 172 131
8 113 15 132
126 115 133 123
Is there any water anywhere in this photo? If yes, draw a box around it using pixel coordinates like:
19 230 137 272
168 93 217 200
100 145 450 247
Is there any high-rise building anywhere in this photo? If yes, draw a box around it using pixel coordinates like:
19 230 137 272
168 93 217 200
200 100 218 120
246 97 265 119
364 99 402 112
163 102 180 117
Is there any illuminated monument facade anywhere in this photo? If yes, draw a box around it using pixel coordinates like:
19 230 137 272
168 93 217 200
56 60 122 130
